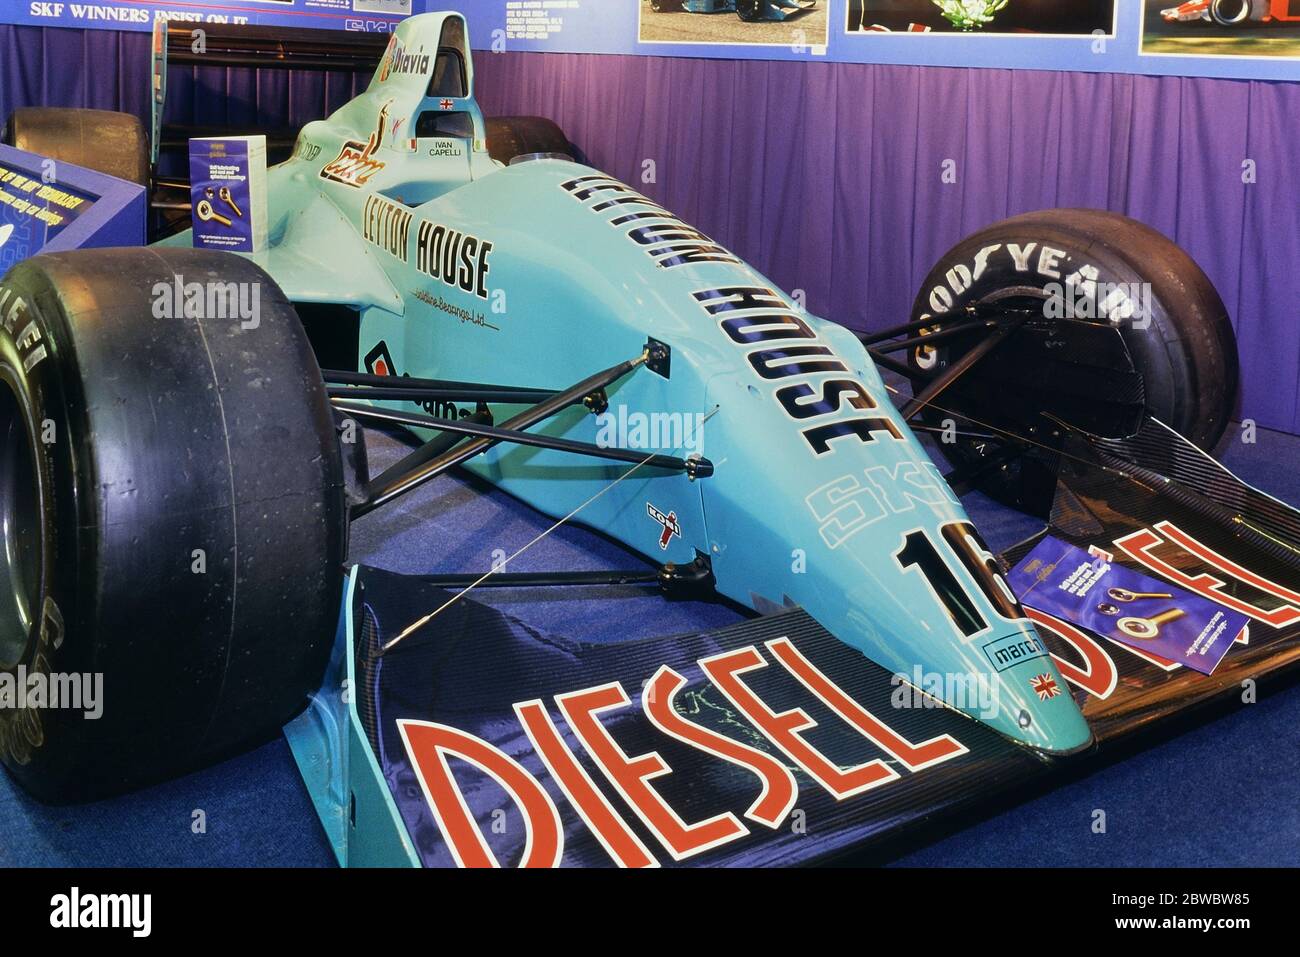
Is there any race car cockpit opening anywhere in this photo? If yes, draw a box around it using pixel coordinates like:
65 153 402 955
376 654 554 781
414 19 472 141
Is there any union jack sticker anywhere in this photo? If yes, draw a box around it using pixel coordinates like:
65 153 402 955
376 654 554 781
1030 673 1061 701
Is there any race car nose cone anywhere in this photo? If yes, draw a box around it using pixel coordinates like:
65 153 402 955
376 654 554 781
984 641 1093 755
886 617 1093 756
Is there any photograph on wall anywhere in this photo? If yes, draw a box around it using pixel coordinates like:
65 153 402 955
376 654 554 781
846 0 1116 35
638 1 829 48
1142 0 1300 57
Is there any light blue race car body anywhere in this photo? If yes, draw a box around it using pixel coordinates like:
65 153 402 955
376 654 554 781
164 10 1092 758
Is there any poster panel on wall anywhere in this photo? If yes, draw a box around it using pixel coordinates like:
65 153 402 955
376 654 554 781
473 0 1300 80
0 1 1296 79
637 2 829 51
846 0 1116 35
1141 0 1300 59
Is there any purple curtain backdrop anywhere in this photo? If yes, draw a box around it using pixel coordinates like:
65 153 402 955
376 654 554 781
2 27 1296 433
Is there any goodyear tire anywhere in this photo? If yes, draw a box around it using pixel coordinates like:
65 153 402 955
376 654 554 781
907 209 1238 514
485 116 574 167
0 248 345 802
3 108 150 187
736 0 765 21
1210 0 1253 25
651 0 684 10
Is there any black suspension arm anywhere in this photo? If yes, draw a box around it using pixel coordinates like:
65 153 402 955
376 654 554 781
869 320 998 355
856 310 984 347
322 369 560 405
347 350 656 519
334 401 712 478
899 313 1030 422
867 351 920 378
416 569 661 589
361 409 492 497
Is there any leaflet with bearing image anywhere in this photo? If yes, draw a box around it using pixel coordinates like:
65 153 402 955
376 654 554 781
190 135 267 254
1009 535 1247 675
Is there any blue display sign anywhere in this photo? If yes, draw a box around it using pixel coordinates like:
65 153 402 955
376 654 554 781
0 161 93 247
0 1 1296 80
0 144 146 272
190 136 268 253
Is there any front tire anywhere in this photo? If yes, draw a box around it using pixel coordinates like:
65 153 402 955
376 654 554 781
0 248 345 801
906 209 1238 513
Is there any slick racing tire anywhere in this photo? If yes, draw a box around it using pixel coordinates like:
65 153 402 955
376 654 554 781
3 108 150 188
736 0 765 20
906 208 1238 515
651 0 684 10
485 116 574 166
1210 0 1253 25
0 248 346 802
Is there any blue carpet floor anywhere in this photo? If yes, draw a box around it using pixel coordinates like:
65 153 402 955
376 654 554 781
1 424 1297 867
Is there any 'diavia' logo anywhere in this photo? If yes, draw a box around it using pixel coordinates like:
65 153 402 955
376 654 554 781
50 887 151 937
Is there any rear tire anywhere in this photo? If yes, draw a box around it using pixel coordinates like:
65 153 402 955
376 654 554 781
485 116 574 166
0 248 345 801
3 108 149 187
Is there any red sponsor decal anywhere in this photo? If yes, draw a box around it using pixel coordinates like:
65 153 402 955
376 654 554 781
643 665 798 829
320 102 390 188
765 637 967 771
396 720 564 868
514 700 658 868
1114 521 1300 629
699 646 900 799
398 635 974 867
557 682 749 861
647 502 681 551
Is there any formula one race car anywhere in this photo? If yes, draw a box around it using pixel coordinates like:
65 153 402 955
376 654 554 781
3 10 1299 867
1160 0 1300 24
650 0 818 21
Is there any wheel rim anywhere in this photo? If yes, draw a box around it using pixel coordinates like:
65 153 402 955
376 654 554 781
0 377 41 670
1211 0 1251 24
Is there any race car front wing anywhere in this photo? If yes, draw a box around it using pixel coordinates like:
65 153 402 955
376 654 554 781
285 416 1300 866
